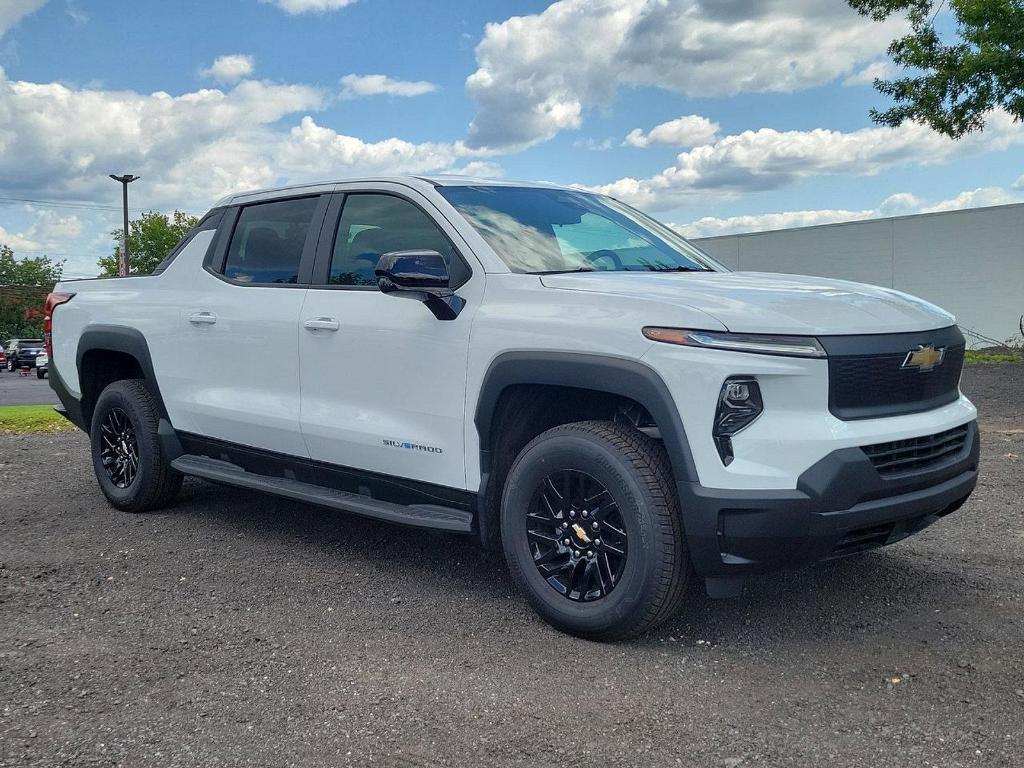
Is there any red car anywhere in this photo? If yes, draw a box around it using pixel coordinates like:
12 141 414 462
0 347 6 371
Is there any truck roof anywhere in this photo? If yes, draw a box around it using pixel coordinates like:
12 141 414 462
212 175 572 208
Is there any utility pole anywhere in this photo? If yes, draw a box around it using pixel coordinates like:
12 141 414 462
109 174 139 276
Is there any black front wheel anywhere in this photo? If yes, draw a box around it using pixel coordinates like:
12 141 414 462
90 379 182 513
501 420 689 640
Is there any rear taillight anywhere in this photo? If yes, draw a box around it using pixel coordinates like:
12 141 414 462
43 292 75 358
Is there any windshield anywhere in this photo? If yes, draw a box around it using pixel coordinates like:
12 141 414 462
437 186 723 274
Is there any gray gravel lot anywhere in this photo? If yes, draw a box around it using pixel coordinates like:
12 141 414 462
1 365 1021 767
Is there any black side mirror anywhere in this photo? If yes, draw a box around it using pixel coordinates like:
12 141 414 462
375 250 465 321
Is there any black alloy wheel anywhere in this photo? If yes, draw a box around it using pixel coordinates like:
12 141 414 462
99 407 140 488
527 470 628 601
90 379 182 512
501 420 690 640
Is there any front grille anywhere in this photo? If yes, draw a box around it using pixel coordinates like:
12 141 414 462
822 327 965 420
862 424 970 477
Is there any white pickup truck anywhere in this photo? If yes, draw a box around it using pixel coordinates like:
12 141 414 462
46 176 979 639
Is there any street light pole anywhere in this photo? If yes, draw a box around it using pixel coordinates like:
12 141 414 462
109 174 139 276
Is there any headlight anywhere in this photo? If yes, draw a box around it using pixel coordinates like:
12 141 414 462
642 327 826 358
713 377 763 465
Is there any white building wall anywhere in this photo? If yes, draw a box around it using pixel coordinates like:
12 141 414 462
693 203 1024 344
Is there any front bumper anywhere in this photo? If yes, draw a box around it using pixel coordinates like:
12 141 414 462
680 420 979 579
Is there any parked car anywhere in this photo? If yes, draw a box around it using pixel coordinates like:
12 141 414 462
35 351 48 379
5 338 45 371
0 346 6 372
45 176 979 640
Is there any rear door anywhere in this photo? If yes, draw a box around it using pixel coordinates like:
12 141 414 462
297 184 482 490
178 193 328 456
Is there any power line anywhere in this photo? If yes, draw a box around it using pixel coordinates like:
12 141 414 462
1 247 106 256
0 195 166 214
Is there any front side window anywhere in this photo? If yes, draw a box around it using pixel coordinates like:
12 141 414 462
329 194 455 286
437 185 723 274
222 197 320 284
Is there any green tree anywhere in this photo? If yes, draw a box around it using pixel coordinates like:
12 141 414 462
848 0 1024 138
99 210 199 277
0 244 64 286
0 244 64 341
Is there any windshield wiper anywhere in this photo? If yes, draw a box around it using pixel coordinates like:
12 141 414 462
646 265 709 272
534 267 596 275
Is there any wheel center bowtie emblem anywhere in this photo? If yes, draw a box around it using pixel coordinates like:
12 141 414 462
571 522 592 544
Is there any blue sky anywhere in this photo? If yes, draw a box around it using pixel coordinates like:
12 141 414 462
1 0 1022 277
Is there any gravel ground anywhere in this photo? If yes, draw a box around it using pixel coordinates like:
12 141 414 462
1 365 1021 767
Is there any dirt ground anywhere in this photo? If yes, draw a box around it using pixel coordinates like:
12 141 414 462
1 365 1021 767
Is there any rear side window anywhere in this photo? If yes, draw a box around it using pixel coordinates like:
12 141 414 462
223 197 320 284
329 194 456 286
152 208 224 275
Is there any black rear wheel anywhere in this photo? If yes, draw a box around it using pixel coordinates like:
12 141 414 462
501 420 689 640
90 379 182 513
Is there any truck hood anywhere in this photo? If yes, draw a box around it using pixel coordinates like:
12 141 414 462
539 271 954 335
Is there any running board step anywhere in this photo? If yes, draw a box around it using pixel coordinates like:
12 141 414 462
170 454 474 534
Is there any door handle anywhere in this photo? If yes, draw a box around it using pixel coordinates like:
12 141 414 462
303 317 340 332
189 311 217 325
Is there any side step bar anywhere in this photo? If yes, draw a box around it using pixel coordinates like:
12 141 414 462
170 454 474 534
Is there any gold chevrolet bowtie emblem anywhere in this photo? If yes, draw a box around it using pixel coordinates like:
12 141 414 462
571 523 592 544
901 344 945 372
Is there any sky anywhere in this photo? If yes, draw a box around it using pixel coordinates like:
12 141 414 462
1 0 1022 278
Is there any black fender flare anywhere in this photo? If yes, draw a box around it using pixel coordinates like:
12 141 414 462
76 325 168 420
474 350 699 511
74 325 183 458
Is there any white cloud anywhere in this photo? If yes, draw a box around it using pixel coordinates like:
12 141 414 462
200 54 255 84
339 74 437 99
466 0 904 150
274 116 477 177
0 71 326 205
0 0 46 37
591 110 1024 210
919 186 1022 213
0 68 493 218
64 1 88 25
0 206 84 255
441 160 505 178
843 60 897 87
1012 174 1024 190
677 188 1023 239
0 223 40 252
260 0 356 13
0 67 498 276
624 115 719 148
573 137 614 151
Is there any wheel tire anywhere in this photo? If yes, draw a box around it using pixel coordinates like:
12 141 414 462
90 379 182 513
6 359 12 372
37 369 45 379
501 420 689 641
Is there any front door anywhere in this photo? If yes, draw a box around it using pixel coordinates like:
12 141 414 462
297 187 480 490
